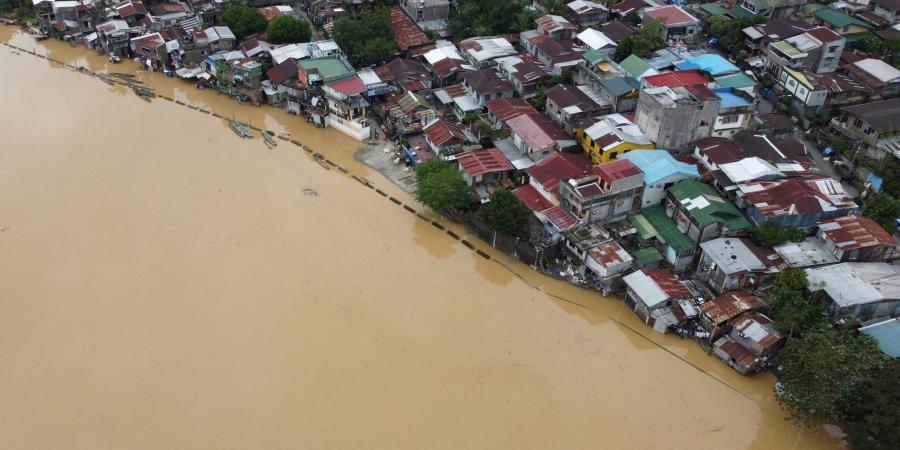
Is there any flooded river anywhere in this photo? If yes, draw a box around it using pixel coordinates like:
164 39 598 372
0 27 843 449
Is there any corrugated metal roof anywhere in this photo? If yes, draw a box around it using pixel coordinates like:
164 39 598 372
456 148 514 177
700 291 767 325
818 215 896 251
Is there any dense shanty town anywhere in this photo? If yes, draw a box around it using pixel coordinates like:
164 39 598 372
3 0 900 444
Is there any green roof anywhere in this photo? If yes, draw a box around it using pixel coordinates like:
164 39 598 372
633 247 664 264
639 206 695 253
298 57 353 80
620 54 652 78
601 76 640 97
584 49 610 66
771 40 804 57
715 72 757 89
815 8 872 29
629 213 658 240
668 180 752 231
728 5 759 19
700 3 728 16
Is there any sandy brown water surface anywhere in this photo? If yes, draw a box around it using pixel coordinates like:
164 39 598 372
0 26 843 450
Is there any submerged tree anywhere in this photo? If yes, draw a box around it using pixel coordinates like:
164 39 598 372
415 165 473 213
777 326 885 423
478 189 531 236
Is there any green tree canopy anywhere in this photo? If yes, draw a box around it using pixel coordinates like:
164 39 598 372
749 222 806 248
776 326 885 423
765 268 827 337
266 15 311 44
539 0 566 15
415 159 451 183
708 15 766 57
478 189 531 236
447 0 525 40
614 18 666 60
861 192 900 232
846 359 900 450
332 6 396 67
221 4 267 40
415 165 473 213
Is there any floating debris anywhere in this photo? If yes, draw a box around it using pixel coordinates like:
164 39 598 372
302 187 319 197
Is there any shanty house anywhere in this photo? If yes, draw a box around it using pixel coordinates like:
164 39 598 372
816 215 897 262
623 268 698 332
696 238 781 294
699 291 768 339
423 118 478 158
735 177 859 230
713 312 785 375
806 262 900 322
664 180 753 244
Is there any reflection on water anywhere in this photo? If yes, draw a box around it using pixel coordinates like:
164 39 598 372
0 25 843 450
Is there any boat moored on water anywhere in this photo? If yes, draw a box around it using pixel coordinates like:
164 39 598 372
262 130 277 148
229 117 253 138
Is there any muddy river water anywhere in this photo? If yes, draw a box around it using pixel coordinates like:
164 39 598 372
0 26 843 449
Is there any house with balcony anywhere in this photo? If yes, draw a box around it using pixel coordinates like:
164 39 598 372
742 18 805 56
642 5 701 43
663 180 753 245
696 238 782 294
96 20 133 58
830 98 900 159
323 75 371 141
567 0 609 28
766 27 845 77
712 88 757 138
558 159 645 225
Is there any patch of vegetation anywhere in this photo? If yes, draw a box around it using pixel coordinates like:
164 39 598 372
332 6 396 68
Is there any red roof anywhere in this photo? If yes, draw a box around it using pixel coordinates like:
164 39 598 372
685 84 718 101
117 1 147 18
526 152 592 196
694 137 742 165
485 97 537 123
432 58 465 79
390 5 432 51
593 159 642 185
742 178 856 217
806 26 842 43
644 70 708 88
267 59 299 85
644 5 698 26
544 206 578 231
643 268 692 298
150 3 186 15
507 113 570 151
456 148 514 177
514 185 553 212
326 76 366 96
614 0 650 15
424 119 471 147
700 291 767 326
818 215 896 250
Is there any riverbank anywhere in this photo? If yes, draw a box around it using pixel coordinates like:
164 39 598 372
0 24 844 450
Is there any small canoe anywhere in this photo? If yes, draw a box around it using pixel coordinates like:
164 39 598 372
262 130 277 148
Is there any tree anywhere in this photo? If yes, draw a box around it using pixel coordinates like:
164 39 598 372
623 11 641 26
764 268 826 337
447 0 523 40
846 360 900 450
515 8 538 33
415 166 473 213
777 326 885 423
266 15 311 44
861 192 900 232
530 88 546 111
539 0 566 15
478 189 531 236
749 222 805 248
332 6 397 67
221 4 267 39
415 159 451 183
614 18 666 60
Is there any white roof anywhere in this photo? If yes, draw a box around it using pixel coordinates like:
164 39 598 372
356 68 383 86
742 26 764 40
576 28 616 51
461 37 516 62
568 0 608 13
270 43 311 64
204 26 236 42
719 157 781 183
424 45 464 65
452 94 480 112
806 262 900 307
275 5 293 13
699 238 766 275
854 58 900 84
311 40 339 52
623 271 672 308
583 114 649 146
773 237 838 268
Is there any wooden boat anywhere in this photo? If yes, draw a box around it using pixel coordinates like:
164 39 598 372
97 75 115 86
229 117 253 138
110 72 135 79
132 86 156 100
262 130 277 148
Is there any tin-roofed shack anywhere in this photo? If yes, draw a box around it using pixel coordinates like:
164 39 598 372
816 215 897 262
712 311 785 375
623 268 697 330
699 291 768 339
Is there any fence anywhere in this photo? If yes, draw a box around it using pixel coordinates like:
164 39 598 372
460 212 562 269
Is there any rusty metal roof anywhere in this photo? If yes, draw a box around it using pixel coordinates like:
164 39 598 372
457 148 514 178
700 291 767 326
818 215 896 251
390 5 432 51
731 312 784 351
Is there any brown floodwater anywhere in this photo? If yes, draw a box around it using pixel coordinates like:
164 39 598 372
0 26 844 450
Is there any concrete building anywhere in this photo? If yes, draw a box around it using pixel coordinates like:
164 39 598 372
641 5 701 43
558 159 644 225
696 238 782 294
830 98 900 160
806 262 900 322
636 71 720 151
398 0 449 30
619 150 700 208
712 88 757 138
664 180 753 244
766 27 845 76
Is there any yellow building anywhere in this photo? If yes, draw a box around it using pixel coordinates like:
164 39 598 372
575 115 655 163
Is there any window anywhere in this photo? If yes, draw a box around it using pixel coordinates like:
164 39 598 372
699 119 709 127
828 45 839 53
721 115 740 125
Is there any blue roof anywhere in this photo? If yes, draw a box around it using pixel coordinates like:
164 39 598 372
675 54 739 76
619 150 700 185
713 87 751 108
860 318 900 358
